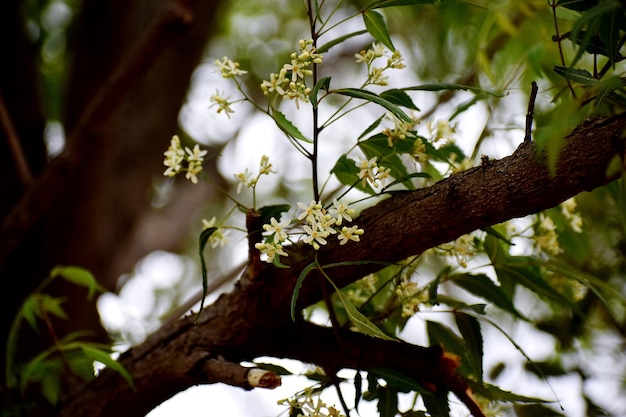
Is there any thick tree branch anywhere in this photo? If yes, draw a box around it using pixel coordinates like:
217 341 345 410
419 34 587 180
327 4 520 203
56 113 626 417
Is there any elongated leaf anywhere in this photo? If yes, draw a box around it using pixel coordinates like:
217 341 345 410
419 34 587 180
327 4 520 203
422 389 450 417
379 89 419 110
327 276 396 340
272 109 313 143
377 386 399 417
366 0 436 8
334 88 412 122
50 265 105 300
358 115 384 140
370 367 430 394
553 66 597 85
196 227 217 323
402 83 504 97
309 76 331 108
363 10 395 51
467 380 550 403
317 30 367 53
426 321 466 360
81 346 135 389
291 262 318 321
455 312 483 382
449 273 524 319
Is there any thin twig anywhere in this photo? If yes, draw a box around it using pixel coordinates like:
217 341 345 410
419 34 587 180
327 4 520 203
0 93 33 185
524 81 538 142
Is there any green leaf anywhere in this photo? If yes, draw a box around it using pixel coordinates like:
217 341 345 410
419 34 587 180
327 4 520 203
81 346 135 390
253 362 293 375
366 0 436 9
553 66 597 85
370 367 430 394
402 83 504 97
196 227 217 323
334 88 412 122
331 154 376 195
426 321 466 359
317 30 368 53
422 389 450 417
272 109 313 143
377 386 399 417
309 76 331 108
379 89 419 110
291 262 318 321
449 273 524 319
467 380 550 403
259 204 291 225
514 404 565 417
455 312 483 382
363 10 395 51
50 265 104 300
327 276 396 340
358 114 384 140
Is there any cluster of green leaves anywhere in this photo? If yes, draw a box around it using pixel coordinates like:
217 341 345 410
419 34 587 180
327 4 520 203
3 266 132 414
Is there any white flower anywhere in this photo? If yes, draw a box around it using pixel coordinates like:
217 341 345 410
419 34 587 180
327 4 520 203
338 225 364 245
329 199 354 226
356 157 378 187
234 169 253 194
209 90 235 118
263 217 290 242
215 56 247 78
255 242 288 262
303 223 328 250
185 161 203 184
259 155 276 175
163 135 185 177
297 200 323 223
185 144 208 163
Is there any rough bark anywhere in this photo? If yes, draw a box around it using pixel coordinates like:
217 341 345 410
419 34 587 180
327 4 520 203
55 113 626 417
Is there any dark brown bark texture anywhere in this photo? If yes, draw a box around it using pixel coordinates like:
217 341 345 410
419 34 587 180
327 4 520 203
0 0 223 380
55 113 626 417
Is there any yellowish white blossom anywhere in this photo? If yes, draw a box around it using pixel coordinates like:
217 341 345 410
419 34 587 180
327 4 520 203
561 197 583 233
427 119 457 143
338 225 364 245
329 199 354 226
214 56 247 78
411 138 428 162
356 157 390 189
209 90 235 118
163 135 207 184
255 241 288 263
534 214 561 255
263 217 290 242
234 168 254 194
382 113 418 147
259 155 276 175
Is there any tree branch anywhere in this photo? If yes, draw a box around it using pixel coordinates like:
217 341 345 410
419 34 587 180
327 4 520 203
56 113 626 417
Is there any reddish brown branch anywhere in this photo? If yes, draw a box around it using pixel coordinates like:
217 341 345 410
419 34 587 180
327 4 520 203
55 113 626 417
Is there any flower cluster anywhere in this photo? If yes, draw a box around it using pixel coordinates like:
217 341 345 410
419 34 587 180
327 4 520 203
261 39 323 108
356 157 391 189
382 113 418 147
427 118 457 144
278 388 345 417
437 234 477 268
163 135 208 184
534 214 561 255
355 43 405 86
233 155 276 194
255 199 363 263
395 279 428 317
214 56 247 78
561 197 583 233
